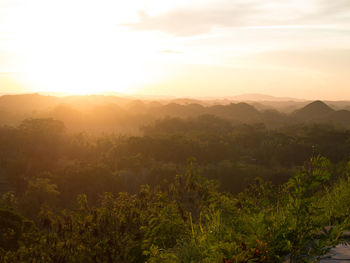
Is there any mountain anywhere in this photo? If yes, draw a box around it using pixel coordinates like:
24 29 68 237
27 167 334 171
292 100 334 121
150 103 205 117
208 102 261 122
292 100 350 125
229 93 304 102
2 94 350 133
0 93 60 114
329 110 350 125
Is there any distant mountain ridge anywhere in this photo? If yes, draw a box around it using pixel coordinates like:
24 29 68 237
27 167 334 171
229 93 305 102
1 94 350 132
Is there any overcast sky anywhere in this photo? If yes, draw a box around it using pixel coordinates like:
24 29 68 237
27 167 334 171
0 0 350 99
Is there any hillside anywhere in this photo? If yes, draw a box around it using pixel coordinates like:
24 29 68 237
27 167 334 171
292 100 334 120
292 100 350 125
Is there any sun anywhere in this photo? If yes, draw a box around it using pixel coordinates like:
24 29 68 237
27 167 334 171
12 0 164 95
20 38 149 96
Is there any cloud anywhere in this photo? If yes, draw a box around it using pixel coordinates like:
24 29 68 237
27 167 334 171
318 0 350 15
125 2 262 36
125 0 350 36
300 0 350 24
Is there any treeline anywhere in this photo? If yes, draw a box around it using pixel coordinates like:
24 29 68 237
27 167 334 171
2 156 350 262
1 116 350 202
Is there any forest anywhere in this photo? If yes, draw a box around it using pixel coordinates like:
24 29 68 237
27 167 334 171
1 96 350 262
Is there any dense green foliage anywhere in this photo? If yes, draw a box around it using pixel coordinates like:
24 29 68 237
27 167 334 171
1 116 350 262
1 157 350 262
2 116 350 198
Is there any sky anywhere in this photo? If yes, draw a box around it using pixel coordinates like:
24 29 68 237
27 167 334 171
0 0 349 99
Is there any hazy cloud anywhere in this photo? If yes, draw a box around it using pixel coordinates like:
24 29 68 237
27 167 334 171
126 0 350 36
318 0 350 15
126 3 261 36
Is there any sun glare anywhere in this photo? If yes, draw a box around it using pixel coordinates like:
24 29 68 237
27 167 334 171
9 0 166 95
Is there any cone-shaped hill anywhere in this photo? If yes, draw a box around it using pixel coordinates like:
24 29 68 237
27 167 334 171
292 100 350 125
292 100 334 121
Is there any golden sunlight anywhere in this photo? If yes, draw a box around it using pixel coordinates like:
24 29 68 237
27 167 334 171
10 0 167 95
1 0 350 99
